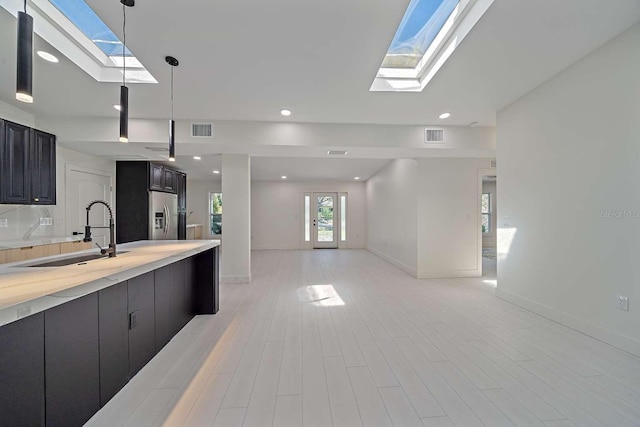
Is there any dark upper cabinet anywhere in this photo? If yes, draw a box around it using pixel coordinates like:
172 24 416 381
45 294 100 427
177 172 187 211
0 313 45 427
0 120 56 205
149 163 165 191
30 130 56 205
163 167 176 193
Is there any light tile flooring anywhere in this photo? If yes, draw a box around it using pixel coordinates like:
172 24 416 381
87 250 640 427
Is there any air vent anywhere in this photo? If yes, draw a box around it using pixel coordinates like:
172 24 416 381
490 159 497 168
425 128 444 144
145 146 169 152
192 123 213 138
327 150 348 156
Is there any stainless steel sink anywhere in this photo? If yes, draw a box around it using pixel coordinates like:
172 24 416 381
27 252 128 267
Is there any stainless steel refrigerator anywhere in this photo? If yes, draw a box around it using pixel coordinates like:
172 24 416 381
149 191 178 240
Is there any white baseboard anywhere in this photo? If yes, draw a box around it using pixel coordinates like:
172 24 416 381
367 247 417 278
496 287 640 358
417 269 481 279
221 275 252 284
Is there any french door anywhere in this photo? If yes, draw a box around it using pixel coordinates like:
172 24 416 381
313 193 338 249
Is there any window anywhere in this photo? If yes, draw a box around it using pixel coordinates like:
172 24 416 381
340 195 347 242
209 193 222 235
482 193 491 234
304 195 311 242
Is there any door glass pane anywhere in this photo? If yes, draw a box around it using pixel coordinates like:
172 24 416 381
341 195 347 241
317 196 334 242
304 196 311 242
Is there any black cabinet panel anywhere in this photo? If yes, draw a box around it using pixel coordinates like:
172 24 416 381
45 294 100 427
116 162 150 244
155 265 174 351
177 172 186 211
149 163 164 191
128 272 156 376
163 168 177 193
98 281 129 407
173 259 193 333
0 314 45 427
195 248 219 314
1 121 31 204
30 130 56 205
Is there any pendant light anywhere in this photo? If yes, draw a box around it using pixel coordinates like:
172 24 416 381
16 0 33 103
119 0 134 143
166 56 179 162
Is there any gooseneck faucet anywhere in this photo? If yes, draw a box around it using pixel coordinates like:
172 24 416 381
83 200 117 258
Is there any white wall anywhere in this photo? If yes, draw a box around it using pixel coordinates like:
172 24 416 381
251 181 366 250
417 158 489 278
497 23 640 356
221 154 251 283
0 100 35 128
186 179 222 239
366 159 418 276
482 181 497 248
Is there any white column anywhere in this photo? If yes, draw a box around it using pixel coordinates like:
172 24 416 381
221 154 251 283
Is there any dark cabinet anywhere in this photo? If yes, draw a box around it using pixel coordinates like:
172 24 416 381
45 294 100 427
164 167 176 192
177 172 187 240
149 163 165 191
0 313 45 427
155 265 174 351
99 281 130 406
128 272 156 377
0 120 56 205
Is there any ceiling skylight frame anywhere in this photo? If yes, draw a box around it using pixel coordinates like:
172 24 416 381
0 0 156 84
371 0 494 92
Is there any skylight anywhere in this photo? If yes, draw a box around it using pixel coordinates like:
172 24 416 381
50 0 132 57
371 0 494 92
383 0 459 69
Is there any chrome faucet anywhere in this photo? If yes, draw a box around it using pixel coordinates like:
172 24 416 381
83 200 117 258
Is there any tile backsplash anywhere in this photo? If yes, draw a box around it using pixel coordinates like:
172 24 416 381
0 205 61 241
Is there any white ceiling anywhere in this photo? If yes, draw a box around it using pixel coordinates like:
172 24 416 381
1 0 639 128
1 0 639 182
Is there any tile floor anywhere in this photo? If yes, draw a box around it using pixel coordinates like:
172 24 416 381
87 250 640 427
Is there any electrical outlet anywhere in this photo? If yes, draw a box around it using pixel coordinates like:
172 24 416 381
617 295 629 311
0 218 7 228
40 217 53 226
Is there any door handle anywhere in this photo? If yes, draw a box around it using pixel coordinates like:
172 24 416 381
164 206 169 234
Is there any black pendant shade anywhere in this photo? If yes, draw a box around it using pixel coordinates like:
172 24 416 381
119 85 129 143
166 55 179 162
16 11 33 103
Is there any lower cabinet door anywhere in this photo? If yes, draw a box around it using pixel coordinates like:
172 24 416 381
128 272 156 377
99 281 130 406
0 313 45 427
155 265 174 351
45 294 100 427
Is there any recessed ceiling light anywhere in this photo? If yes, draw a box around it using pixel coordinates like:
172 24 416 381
193 156 201 160
114 105 122 111
327 150 348 156
280 109 292 117
354 177 360 180
37 51 59 63
439 112 451 119
213 170 220 174
281 176 287 179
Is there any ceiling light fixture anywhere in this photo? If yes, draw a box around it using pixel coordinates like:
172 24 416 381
166 55 179 162
281 176 287 179
213 170 220 174
119 0 134 143
439 112 451 119
113 104 122 111
16 0 34 103
193 156 201 160
280 109 291 117
36 50 58 63
354 177 360 180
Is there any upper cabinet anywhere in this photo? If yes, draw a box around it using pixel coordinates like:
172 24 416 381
148 163 177 194
0 119 56 205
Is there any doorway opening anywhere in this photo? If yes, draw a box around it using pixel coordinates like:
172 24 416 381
479 173 497 281
303 192 347 249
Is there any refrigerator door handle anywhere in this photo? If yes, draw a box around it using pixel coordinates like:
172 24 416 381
164 205 169 235
166 205 170 235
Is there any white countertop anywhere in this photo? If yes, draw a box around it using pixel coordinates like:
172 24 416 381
0 236 84 250
0 240 220 327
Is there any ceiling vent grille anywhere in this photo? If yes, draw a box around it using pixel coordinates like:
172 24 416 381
327 150 348 156
192 123 213 138
490 159 497 168
425 128 444 144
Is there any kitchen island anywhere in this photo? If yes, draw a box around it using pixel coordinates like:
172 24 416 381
0 240 220 427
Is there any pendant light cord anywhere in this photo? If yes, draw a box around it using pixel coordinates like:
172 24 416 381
170 66 174 120
23 0 27 13
122 4 126 88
